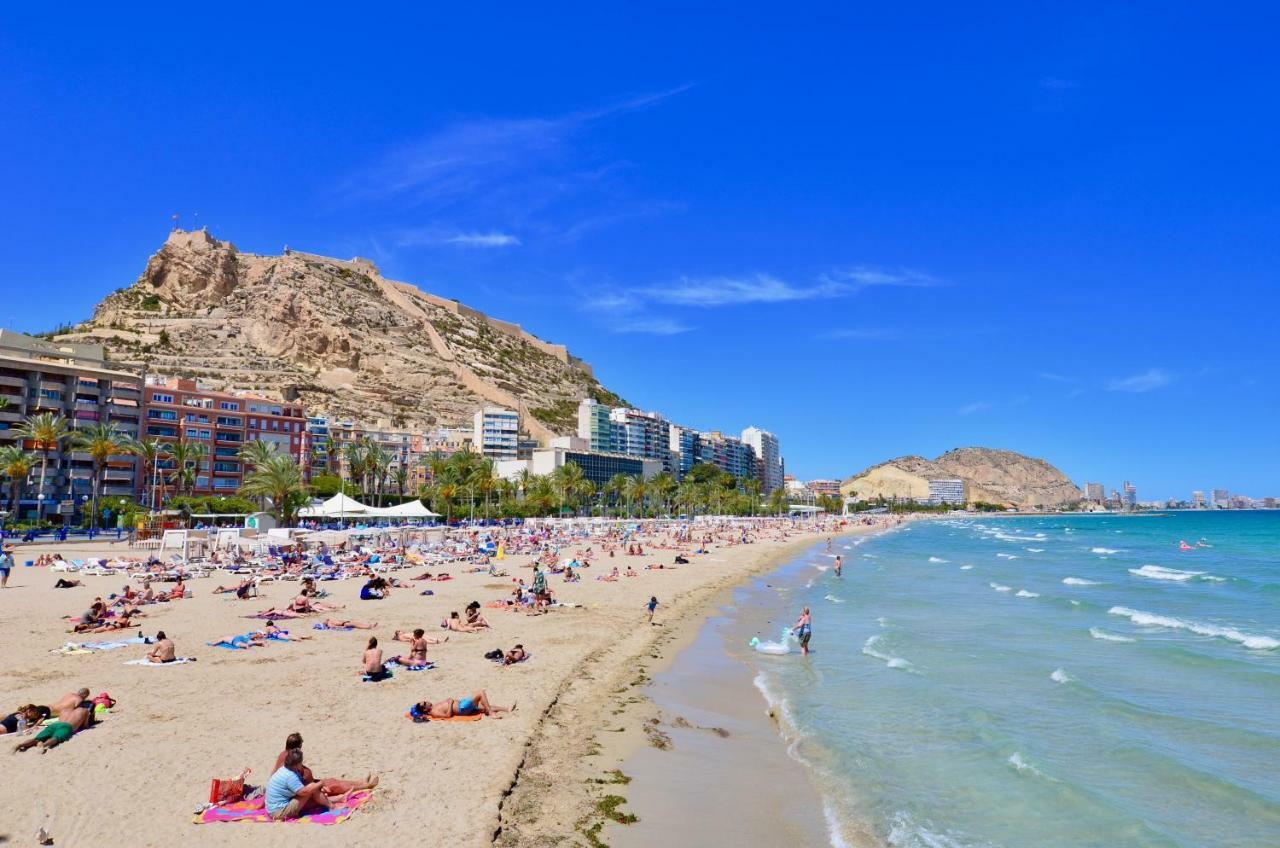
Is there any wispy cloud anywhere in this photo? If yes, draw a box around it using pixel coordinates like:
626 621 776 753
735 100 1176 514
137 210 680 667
958 401 992 415
639 267 940 309
611 317 692 335
1107 368 1174 393
396 228 521 248
338 87 692 247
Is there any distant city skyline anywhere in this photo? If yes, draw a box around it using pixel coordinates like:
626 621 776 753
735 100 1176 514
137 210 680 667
1 6 1275 499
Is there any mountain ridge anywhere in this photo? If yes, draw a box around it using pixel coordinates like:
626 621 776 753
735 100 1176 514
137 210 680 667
842 446 1081 509
54 229 625 436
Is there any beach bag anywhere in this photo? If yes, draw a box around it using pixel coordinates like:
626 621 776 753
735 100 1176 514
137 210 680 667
484 649 503 660
209 768 251 804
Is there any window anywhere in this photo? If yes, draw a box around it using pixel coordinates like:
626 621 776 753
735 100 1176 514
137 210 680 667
213 461 240 472
184 413 209 423
147 409 177 421
216 431 242 443
213 478 238 490
146 425 177 437
219 401 240 411
215 447 238 458
216 416 242 427
248 419 257 429
151 393 174 404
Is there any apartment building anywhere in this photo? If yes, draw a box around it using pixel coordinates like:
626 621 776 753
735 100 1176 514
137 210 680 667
473 406 519 461
742 426 784 494
0 330 143 519
143 378 305 496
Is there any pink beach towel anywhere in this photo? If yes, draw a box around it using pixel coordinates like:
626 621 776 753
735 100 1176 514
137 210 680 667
194 790 373 825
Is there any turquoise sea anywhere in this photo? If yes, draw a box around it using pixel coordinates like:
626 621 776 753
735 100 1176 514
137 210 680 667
740 512 1280 848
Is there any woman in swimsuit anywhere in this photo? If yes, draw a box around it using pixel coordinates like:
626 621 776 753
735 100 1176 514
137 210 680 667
362 637 390 681
791 607 812 656
414 691 516 719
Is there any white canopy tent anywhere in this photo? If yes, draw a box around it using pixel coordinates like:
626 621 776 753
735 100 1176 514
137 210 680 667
297 493 440 520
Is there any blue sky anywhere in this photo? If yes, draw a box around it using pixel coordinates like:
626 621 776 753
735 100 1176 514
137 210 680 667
2 4 1276 499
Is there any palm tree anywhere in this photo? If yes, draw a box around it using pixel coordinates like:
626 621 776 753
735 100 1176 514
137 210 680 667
650 472 677 518
71 422 127 529
127 438 170 512
604 473 629 517
434 481 459 523
341 440 367 498
467 459 496 519
238 439 278 471
366 442 391 506
551 462 585 516
743 478 762 516
624 476 648 519
0 445 34 526
393 467 409 499
768 486 788 516
240 453 307 526
15 412 68 522
526 475 557 516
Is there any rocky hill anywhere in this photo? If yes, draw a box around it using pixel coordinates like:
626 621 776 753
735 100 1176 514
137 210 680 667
843 447 1080 509
55 229 624 438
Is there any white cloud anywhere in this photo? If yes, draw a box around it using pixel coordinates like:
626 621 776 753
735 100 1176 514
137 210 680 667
1107 368 1174 393
641 274 837 307
443 232 521 247
958 401 992 415
611 317 692 335
819 266 939 290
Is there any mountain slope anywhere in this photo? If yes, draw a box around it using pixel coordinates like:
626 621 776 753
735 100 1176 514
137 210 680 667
56 229 624 437
842 447 1080 509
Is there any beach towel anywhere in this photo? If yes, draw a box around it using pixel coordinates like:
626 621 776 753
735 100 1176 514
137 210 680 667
386 657 434 671
361 670 393 682
422 713 483 722
313 623 353 631
124 657 196 665
194 790 373 825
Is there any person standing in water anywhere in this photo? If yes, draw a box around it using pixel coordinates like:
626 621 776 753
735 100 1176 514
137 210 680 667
834 555 843 577
792 607 812 655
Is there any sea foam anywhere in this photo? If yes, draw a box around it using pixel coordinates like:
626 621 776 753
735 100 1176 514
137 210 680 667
1062 577 1100 586
1016 589 1040 598
1129 564 1207 582
1108 606 1280 650
1050 668 1071 683
1091 547 1121 555
1089 627 1135 643
990 583 1012 592
862 635 912 670
928 556 948 563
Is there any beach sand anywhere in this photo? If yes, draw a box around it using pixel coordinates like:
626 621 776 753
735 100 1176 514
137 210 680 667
0 522 880 847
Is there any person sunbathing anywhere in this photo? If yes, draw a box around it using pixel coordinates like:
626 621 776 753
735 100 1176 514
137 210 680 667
274 733 378 798
389 628 440 668
265 748 332 820
166 580 186 600
412 691 516 719
503 644 528 665
323 618 377 630
362 637 390 681
208 632 266 650
1 704 50 735
464 603 491 629
445 611 484 633
598 567 620 582
290 595 342 614
624 566 638 577
77 614 137 634
53 578 83 589
264 621 311 641
146 631 176 663
13 703 91 753
48 688 91 716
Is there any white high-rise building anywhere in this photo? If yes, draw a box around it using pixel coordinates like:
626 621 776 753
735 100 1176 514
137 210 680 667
473 406 519 461
742 426 784 494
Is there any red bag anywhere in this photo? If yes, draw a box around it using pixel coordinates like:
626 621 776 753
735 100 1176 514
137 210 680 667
209 768 251 804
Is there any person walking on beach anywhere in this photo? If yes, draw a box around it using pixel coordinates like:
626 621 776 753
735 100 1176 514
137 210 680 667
792 607 812 656
0 544 13 588
646 595 659 625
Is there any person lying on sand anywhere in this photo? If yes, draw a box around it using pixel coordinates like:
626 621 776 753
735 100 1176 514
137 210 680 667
53 578 83 589
412 691 516 719
1 704 50 735
75 613 137 634
274 733 378 798
213 580 257 599
324 618 377 630
503 644 528 665
389 629 438 668
445 611 484 633
264 621 311 641
208 632 267 650
13 703 91 753
290 595 342 614
146 631 176 663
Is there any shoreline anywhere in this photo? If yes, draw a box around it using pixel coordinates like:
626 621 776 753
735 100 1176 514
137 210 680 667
495 519 909 846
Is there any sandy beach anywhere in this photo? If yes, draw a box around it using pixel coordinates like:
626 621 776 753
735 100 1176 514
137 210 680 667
0 518 890 847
